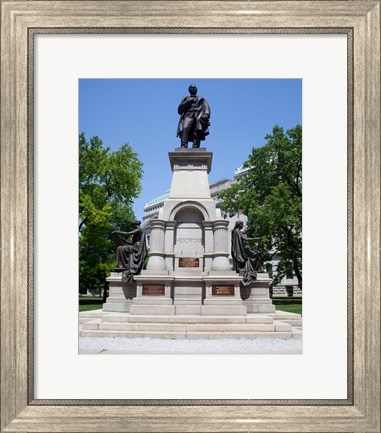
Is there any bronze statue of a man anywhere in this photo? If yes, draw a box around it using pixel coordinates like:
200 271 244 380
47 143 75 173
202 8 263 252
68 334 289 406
231 221 261 286
111 220 147 283
177 84 211 148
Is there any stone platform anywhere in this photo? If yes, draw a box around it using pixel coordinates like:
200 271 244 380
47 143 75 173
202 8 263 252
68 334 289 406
79 310 302 339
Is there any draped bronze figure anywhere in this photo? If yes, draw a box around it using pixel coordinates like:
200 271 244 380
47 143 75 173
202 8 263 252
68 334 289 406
231 221 261 286
177 84 211 148
111 220 147 283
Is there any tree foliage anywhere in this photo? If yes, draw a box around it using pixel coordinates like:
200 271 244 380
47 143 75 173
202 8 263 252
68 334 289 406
79 134 143 294
219 125 302 287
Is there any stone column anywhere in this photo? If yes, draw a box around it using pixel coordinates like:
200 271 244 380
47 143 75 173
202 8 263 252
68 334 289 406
203 221 213 271
211 220 231 271
146 219 166 272
164 221 176 271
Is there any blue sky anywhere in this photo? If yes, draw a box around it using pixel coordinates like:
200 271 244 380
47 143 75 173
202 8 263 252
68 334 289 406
79 79 302 219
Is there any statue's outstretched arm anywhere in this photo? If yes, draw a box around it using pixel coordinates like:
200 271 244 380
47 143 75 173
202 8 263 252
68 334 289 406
243 235 261 242
112 230 129 236
128 228 140 235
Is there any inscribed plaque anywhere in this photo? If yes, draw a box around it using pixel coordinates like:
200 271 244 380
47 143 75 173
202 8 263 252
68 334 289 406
142 284 165 296
179 257 199 267
212 285 235 296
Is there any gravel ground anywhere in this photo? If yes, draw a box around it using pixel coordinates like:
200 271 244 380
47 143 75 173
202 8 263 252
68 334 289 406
79 336 303 354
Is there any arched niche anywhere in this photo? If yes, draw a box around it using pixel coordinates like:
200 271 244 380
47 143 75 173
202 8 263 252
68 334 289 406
173 205 205 263
174 206 204 223
169 201 209 222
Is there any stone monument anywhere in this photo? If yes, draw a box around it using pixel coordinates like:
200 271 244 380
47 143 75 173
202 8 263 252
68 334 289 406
102 84 276 319
80 86 300 340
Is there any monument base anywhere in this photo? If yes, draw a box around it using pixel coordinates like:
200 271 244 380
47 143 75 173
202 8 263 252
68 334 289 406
103 273 136 313
243 278 276 313
102 273 277 315
130 274 175 315
128 272 251 315
91 273 298 339
201 274 246 315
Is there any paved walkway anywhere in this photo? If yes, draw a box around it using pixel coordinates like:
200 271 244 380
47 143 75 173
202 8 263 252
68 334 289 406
79 336 303 355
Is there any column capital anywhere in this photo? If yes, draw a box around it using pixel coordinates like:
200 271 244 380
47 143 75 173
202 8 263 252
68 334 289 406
212 219 229 230
149 219 166 229
203 221 214 229
165 221 177 229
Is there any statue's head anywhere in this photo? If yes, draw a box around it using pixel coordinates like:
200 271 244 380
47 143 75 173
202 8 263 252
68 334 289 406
188 84 198 96
132 220 141 227
234 220 244 230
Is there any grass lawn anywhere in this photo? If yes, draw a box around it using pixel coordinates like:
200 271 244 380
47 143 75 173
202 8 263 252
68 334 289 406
274 303 302 315
272 298 302 316
79 304 103 312
79 296 103 312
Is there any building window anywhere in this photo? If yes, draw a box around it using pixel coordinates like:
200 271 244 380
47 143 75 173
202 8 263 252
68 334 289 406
286 269 293 279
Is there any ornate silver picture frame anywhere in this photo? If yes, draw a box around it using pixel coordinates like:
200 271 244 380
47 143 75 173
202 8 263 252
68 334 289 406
1 1 379 431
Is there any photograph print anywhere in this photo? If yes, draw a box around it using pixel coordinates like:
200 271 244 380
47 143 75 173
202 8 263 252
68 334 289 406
78 79 302 354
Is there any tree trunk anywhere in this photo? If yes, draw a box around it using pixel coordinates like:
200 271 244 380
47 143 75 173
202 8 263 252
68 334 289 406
102 281 109 304
293 256 302 290
79 217 87 232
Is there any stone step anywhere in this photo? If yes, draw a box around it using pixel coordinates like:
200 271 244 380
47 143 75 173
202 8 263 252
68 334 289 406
81 329 186 338
100 313 273 324
82 319 292 333
270 311 302 320
279 319 303 326
78 310 103 323
245 315 274 324
188 323 280 332
82 319 101 330
292 329 303 339
184 331 293 340
80 312 298 337
273 321 293 332
97 322 278 332
100 322 187 332
80 329 293 339
269 312 302 326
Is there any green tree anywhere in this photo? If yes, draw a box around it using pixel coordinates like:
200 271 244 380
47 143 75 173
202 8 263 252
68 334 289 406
79 134 143 294
219 125 302 288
